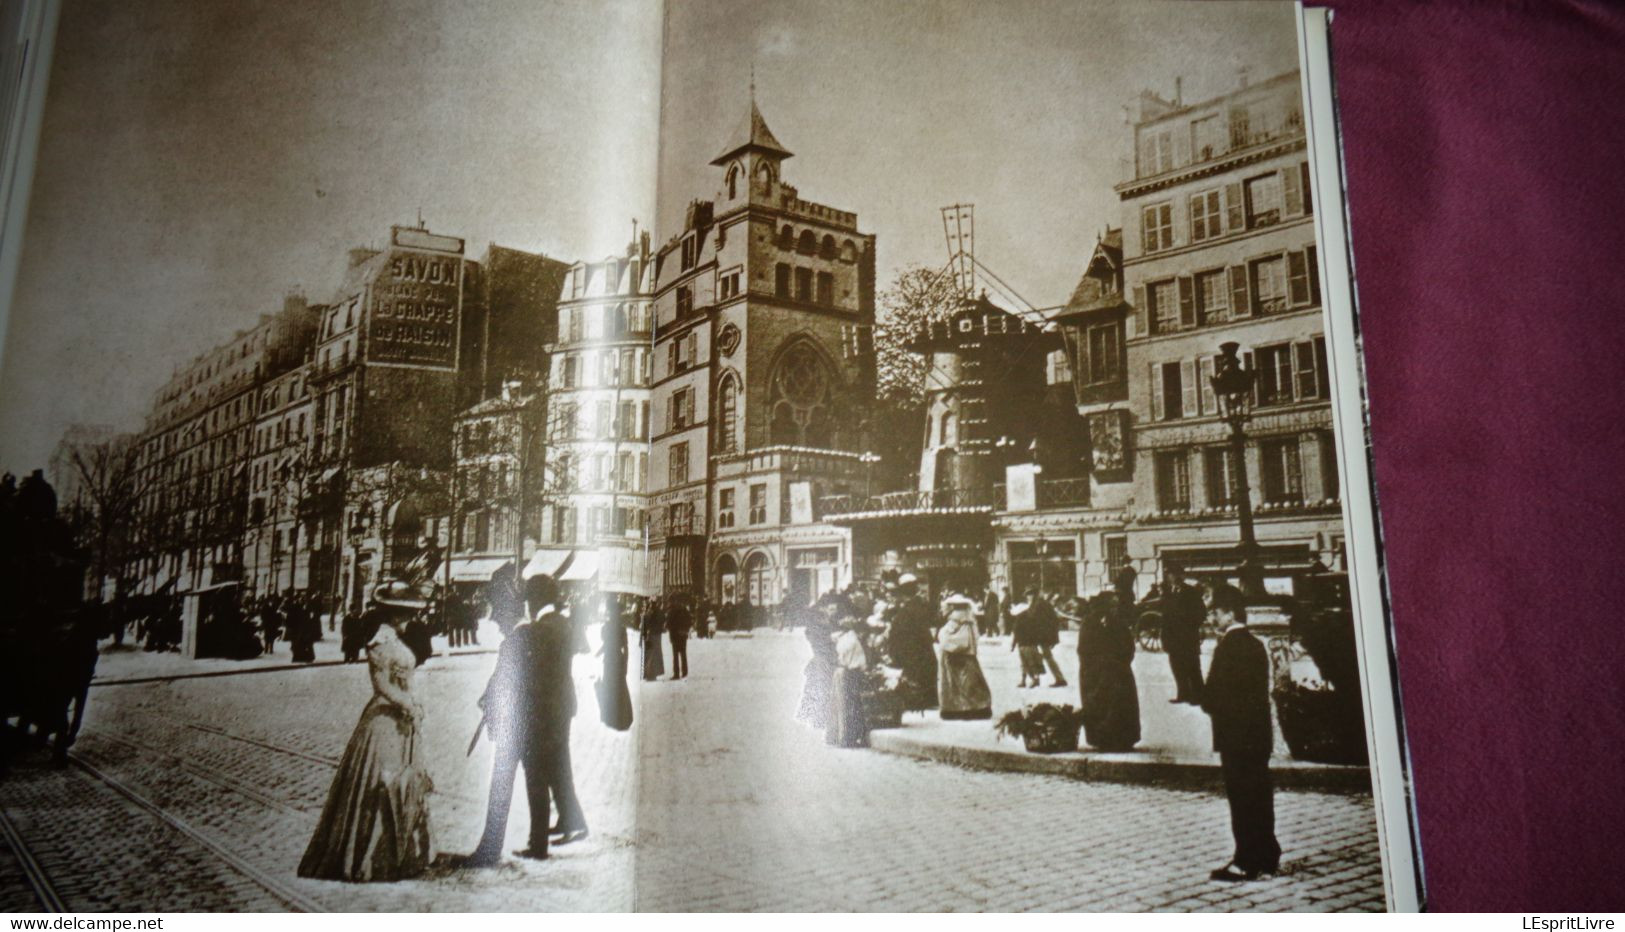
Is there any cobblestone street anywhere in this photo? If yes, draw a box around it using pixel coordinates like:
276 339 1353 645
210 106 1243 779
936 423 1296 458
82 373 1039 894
2 631 1386 911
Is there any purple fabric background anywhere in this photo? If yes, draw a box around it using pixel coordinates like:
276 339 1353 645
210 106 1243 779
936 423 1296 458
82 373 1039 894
1314 0 1625 912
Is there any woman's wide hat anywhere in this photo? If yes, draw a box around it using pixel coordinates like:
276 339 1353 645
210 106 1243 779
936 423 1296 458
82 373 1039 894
373 579 431 610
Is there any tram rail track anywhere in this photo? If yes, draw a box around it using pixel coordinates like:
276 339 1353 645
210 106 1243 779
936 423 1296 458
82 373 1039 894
0 802 67 912
66 751 328 913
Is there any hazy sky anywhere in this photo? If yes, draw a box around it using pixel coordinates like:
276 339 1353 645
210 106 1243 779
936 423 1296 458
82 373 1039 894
0 0 1297 473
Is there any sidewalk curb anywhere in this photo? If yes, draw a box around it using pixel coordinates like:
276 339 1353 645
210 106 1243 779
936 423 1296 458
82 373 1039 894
90 647 499 687
867 729 1372 794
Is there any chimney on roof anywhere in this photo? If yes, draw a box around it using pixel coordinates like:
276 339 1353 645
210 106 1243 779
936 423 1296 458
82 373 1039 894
283 293 307 316
1174 76 1183 106
1238 66 1251 90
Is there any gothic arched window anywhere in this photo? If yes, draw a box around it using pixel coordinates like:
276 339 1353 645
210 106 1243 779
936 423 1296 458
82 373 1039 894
727 164 740 199
717 374 741 454
769 341 836 448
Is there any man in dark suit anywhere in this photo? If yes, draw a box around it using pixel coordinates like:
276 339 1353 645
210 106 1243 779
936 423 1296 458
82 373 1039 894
1201 583 1281 881
667 596 692 679
1160 570 1206 704
1023 588 1068 688
465 572 584 865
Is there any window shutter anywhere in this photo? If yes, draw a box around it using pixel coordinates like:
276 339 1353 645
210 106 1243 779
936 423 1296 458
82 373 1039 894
1307 244 1321 305
1199 356 1217 414
687 331 698 362
1283 165 1303 215
1294 341 1318 399
1141 209 1157 254
1314 338 1330 400
1301 162 1313 216
1228 266 1250 318
1132 285 1148 337
1181 359 1198 417
1287 250 1311 305
1149 363 1164 421
685 389 695 424
1225 182 1244 231
1178 276 1195 328
1243 351 1258 406
666 394 675 432
667 341 677 374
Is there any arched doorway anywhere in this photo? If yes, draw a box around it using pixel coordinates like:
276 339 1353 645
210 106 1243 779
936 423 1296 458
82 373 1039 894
714 553 739 606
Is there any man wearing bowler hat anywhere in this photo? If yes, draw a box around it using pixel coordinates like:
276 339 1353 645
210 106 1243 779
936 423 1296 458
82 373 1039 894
464 567 586 865
1201 583 1281 881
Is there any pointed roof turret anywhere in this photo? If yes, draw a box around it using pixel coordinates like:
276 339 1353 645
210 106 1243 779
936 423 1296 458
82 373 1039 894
711 99 794 166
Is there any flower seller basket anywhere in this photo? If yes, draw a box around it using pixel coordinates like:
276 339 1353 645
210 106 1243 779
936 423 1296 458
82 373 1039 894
862 672 904 729
995 703 1082 754
1273 680 1369 765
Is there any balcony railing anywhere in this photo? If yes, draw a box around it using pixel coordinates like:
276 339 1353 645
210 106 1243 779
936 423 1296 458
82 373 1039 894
1036 476 1092 509
818 486 997 518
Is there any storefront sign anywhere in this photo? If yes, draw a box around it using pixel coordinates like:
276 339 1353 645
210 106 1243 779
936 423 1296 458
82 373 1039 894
1006 464 1038 512
788 480 813 524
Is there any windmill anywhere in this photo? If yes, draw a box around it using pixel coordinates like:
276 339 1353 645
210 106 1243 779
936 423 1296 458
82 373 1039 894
935 203 1048 329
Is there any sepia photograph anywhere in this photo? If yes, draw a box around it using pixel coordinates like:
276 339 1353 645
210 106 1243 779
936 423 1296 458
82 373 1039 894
0 0 1415 913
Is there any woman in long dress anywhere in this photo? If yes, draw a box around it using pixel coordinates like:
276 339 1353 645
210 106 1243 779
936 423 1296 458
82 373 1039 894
1077 570 1142 751
639 599 665 681
298 600 434 882
936 595 993 720
824 596 870 748
797 601 839 728
598 598 634 731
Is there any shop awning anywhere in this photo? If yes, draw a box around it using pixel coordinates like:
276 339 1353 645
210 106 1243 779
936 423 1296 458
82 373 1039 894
448 556 513 582
559 549 600 582
523 548 576 580
663 536 700 590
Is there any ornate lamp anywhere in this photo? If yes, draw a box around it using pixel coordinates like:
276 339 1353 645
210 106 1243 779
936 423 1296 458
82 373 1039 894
1209 341 1264 598
1210 341 1257 427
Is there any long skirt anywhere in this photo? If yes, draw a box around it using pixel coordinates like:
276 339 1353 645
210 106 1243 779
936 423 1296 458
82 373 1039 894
641 639 664 681
598 656 633 731
797 656 835 728
825 667 869 747
1080 658 1141 751
298 698 433 882
938 652 993 720
895 653 939 712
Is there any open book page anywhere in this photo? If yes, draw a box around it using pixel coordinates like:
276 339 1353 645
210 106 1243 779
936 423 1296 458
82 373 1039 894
633 0 1418 912
0 0 662 912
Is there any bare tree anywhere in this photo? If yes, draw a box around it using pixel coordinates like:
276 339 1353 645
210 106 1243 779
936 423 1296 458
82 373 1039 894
876 264 961 405
62 436 149 640
867 265 960 490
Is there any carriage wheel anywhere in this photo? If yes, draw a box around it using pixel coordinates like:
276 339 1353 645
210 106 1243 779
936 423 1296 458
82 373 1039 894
1136 611 1163 653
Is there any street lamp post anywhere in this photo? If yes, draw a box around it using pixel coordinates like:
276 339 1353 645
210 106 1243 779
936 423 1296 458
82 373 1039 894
1209 342 1264 599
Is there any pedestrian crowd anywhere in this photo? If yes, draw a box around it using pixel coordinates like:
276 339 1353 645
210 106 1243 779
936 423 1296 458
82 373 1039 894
785 563 1338 884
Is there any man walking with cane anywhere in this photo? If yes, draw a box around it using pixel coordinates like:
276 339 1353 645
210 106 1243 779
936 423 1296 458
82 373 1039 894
463 566 586 866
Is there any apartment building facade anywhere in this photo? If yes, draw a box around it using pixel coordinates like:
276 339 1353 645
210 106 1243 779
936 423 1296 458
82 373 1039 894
1116 70 1341 592
536 237 655 594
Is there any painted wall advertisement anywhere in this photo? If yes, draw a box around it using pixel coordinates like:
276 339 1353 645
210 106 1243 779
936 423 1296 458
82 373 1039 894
369 249 462 368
